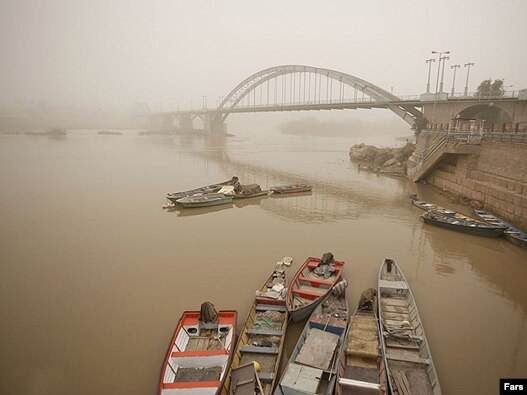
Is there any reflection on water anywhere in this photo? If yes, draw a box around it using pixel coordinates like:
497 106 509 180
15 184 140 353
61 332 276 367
1 130 526 395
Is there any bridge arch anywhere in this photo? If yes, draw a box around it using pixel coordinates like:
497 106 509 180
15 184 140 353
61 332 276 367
455 102 512 123
213 65 421 126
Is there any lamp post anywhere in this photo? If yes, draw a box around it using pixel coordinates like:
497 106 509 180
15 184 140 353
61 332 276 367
464 62 475 96
425 58 435 93
432 50 450 95
439 55 450 93
450 64 461 96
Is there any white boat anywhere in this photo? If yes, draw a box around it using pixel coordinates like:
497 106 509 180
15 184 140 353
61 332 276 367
378 259 442 395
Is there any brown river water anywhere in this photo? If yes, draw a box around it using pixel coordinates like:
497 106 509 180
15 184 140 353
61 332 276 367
0 125 526 395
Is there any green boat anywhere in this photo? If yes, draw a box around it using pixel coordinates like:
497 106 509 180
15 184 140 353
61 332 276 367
176 193 233 208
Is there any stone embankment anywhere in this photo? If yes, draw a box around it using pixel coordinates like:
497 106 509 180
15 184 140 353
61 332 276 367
349 142 415 176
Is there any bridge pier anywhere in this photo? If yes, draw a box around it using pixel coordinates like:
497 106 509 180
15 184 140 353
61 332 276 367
204 112 226 134
178 114 194 133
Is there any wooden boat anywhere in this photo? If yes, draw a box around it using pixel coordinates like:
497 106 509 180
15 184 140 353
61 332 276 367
475 209 527 249
409 194 457 217
176 193 234 208
166 176 239 204
421 210 506 237
275 280 349 395
224 184 269 199
159 306 237 395
337 291 388 395
378 259 442 395
269 184 312 194
221 264 289 395
286 254 345 323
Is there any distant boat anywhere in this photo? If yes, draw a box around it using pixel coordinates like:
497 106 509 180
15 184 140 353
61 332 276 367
275 280 349 395
221 264 288 395
475 209 527 249
166 177 239 204
286 253 345 323
421 210 506 237
176 193 234 208
269 184 312 194
337 290 388 395
378 259 442 395
159 305 237 395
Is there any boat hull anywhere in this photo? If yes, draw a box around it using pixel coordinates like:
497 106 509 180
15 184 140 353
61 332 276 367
421 215 505 237
286 256 345 323
167 177 238 204
176 194 234 208
275 285 348 395
337 306 387 395
475 209 527 249
221 269 288 395
378 259 441 395
270 184 312 194
159 310 237 395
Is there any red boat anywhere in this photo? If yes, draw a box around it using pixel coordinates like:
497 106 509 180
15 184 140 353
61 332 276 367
286 254 345 322
159 306 237 395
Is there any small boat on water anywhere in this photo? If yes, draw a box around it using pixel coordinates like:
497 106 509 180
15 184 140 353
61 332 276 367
286 253 345 323
409 194 458 217
166 176 239 205
159 303 237 395
275 280 349 395
337 289 388 395
378 259 442 395
269 184 312 194
176 193 234 208
421 210 506 238
221 263 289 395
475 209 527 249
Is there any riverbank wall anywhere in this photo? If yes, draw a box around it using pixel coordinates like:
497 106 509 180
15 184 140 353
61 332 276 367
411 136 527 230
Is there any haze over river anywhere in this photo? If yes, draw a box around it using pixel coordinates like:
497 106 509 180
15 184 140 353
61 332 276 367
1 122 526 395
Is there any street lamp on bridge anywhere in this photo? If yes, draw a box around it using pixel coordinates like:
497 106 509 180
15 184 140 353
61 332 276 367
425 58 436 93
450 64 461 96
432 50 450 95
439 55 450 93
463 62 475 96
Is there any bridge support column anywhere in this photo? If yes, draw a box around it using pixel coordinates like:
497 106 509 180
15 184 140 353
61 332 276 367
178 114 194 133
204 113 226 134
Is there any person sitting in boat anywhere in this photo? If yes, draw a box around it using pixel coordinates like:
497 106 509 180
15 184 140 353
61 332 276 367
233 179 242 194
358 288 377 310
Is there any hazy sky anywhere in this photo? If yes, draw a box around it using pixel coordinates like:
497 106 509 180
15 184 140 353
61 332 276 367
1 0 526 110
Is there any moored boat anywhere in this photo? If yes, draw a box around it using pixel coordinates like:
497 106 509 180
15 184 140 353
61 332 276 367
421 210 506 237
221 263 289 395
159 303 237 395
286 253 345 323
378 259 441 395
475 209 527 249
275 280 349 395
337 289 388 395
166 177 239 205
176 193 234 208
269 184 312 194
409 194 457 217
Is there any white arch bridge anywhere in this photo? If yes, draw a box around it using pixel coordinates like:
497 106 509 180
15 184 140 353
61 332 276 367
142 65 524 133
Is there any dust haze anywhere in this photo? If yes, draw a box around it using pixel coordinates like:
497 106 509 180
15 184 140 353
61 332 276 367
1 0 526 131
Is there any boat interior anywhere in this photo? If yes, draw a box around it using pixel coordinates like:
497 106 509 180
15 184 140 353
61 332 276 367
162 312 235 392
225 302 287 395
291 259 342 309
379 261 438 395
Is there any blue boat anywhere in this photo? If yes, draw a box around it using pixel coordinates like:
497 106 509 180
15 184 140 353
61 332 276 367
274 280 348 395
475 209 527 249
